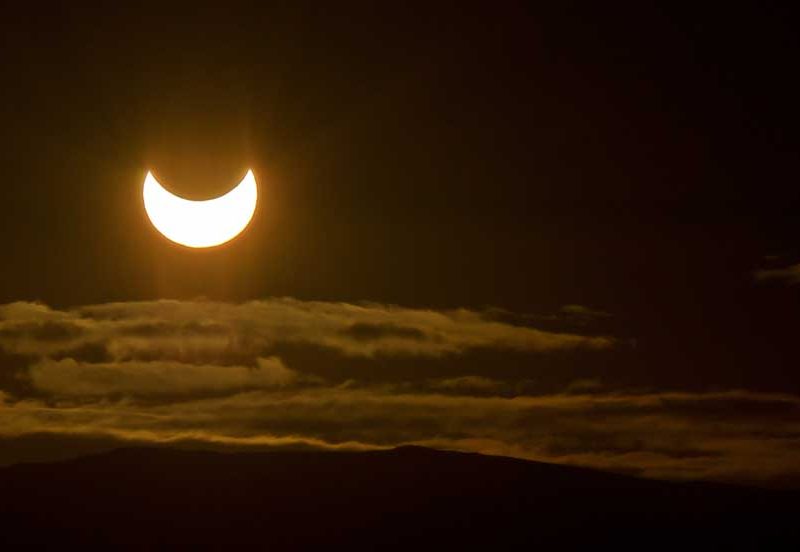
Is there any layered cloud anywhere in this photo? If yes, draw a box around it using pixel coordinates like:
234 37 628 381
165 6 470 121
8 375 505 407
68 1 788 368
28 357 299 397
0 299 613 361
754 263 800 285
1 386 799 486
2 299 799 487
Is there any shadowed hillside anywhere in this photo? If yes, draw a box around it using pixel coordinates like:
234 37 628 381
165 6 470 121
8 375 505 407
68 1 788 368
0 446 795 549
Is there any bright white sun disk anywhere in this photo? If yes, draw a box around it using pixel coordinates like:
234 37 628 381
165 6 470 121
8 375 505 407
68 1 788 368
143 170 257 248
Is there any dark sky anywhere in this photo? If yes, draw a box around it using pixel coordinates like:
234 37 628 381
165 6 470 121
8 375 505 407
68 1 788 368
1 3 799 485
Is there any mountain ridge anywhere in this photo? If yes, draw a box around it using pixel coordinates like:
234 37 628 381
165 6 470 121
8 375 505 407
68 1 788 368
0 445 795 549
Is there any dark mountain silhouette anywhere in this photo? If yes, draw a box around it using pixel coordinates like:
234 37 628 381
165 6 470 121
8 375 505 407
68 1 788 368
0 446 795 549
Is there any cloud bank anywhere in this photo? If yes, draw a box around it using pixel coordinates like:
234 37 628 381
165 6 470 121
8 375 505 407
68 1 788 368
1 298 799 487
0 298 612 361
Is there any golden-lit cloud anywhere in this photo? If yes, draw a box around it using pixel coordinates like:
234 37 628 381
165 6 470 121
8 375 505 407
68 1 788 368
28 357 298 397
1 385 799 486
0 298 614 360
3 298 800 487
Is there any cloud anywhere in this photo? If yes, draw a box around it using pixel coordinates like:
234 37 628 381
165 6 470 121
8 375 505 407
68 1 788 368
3 298 800 487
28 357 298 397
559 305 611 318
0 299 613 362
423 375 541 398
754 263 800 285
429 375 509 393
563 378 604 394
340 322 428 342
483 304 615 333
1 380 800 486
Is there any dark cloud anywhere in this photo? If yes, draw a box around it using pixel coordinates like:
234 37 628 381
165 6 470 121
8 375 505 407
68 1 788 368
341 322 429 342
0 350 35 398
563 378 604 394
559 305 612 318
754 263 800 285
428 376 513 396
483 304 618 334
28 357 299 397
0 320 85 341
119 321 230 338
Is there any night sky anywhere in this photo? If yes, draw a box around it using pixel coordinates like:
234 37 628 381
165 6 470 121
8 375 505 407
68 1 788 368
1 4 799 487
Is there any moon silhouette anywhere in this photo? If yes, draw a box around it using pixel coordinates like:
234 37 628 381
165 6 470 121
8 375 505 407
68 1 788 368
143 170 257 248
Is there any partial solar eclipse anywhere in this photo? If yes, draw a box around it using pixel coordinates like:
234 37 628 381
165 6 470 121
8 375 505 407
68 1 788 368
143 170 257 248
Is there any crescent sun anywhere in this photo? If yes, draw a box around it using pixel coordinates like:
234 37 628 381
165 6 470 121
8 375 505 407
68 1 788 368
143 170 257 248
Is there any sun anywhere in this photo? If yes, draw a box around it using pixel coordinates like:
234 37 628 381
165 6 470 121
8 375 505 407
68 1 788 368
143 170 257 248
